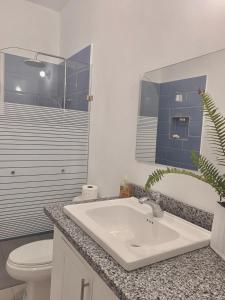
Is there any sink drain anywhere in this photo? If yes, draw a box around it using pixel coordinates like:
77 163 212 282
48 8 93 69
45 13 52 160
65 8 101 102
130 244 141 248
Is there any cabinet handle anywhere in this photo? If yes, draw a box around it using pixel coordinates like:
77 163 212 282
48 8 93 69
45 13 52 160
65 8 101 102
80 278 90 300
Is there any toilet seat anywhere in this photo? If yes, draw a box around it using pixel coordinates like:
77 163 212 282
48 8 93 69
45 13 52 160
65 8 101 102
8 239 53 267
7 260 52 269
6 239 53 283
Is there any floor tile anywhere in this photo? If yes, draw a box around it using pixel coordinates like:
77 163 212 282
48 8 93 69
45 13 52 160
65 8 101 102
0 287 14 300
0 264 22 290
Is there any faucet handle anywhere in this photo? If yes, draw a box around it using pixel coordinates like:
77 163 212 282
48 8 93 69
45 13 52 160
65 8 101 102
139 197 157 207
138 197 149 204
138 196 164 218
151 191 161 203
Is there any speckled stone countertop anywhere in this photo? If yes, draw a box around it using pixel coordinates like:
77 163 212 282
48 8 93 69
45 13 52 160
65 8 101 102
44 200 225 300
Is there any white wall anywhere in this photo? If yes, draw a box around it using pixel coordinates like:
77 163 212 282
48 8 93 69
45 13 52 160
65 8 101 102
60 0 225 212
0 0 60 55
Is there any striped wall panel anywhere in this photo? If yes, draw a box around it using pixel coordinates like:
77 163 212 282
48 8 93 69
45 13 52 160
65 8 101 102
0 102 89 240
136 116 158 163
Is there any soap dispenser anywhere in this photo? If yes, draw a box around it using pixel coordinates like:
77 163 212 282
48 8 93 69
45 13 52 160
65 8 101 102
119 176 133 198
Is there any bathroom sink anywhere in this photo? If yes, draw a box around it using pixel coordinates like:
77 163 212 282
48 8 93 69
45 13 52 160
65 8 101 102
63 197 210 271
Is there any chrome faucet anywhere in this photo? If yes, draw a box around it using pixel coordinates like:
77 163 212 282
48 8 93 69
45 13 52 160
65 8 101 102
138 196 164 218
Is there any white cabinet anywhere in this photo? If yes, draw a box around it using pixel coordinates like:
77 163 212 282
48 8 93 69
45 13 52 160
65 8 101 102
61 239 92 300
50 227 119 300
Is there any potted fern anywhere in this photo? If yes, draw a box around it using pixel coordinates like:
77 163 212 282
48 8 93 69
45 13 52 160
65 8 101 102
145 91 225 259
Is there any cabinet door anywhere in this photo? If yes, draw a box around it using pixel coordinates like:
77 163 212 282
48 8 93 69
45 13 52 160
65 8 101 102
61 238 93 300
92 272 119 300
50 228 93 300
51 228 118 300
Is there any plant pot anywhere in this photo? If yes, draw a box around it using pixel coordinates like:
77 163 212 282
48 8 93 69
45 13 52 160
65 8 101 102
210 202 225 260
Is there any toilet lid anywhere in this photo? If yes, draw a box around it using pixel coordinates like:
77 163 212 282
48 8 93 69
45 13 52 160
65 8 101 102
9 239 53 266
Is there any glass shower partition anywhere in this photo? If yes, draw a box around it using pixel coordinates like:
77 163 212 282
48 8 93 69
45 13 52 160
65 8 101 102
0 46 91 240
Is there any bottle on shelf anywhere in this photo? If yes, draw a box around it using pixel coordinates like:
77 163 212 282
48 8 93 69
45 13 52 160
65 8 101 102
119 176 133 198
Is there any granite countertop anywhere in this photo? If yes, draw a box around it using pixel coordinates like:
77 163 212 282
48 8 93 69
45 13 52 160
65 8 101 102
44 201 225 300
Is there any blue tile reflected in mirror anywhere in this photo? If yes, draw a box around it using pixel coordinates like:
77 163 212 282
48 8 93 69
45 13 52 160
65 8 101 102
155 75 206 170
135 52 216 170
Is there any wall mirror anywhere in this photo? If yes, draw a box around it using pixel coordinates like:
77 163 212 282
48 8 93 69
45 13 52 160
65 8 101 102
136 48 225 170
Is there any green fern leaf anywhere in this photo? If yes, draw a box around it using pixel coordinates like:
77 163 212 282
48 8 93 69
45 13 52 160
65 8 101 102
145 92 225 201
192 151 225 198
145 167 206 191
200 91 225 166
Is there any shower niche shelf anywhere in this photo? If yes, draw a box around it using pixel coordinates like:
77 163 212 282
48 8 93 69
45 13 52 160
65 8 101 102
170 116 189 140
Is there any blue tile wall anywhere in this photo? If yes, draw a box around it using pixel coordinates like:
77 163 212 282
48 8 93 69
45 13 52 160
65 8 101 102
160 76 206 96
64 46 91 112
155 75 207 170
4 54 61 108
139 81 160 117
4 46 91 112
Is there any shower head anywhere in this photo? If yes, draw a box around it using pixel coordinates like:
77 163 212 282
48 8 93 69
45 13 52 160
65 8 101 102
24 59 46 68
24 52 46 68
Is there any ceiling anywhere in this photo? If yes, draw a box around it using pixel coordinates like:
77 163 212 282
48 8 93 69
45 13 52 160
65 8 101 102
26 0 69 11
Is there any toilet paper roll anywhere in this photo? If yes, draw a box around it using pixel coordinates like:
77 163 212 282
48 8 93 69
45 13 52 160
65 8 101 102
82 185 98 200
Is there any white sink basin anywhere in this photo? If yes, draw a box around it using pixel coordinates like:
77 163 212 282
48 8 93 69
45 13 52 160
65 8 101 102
63 197 210 271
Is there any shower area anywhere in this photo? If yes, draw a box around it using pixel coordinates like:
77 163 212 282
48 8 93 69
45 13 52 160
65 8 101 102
0 46 91 240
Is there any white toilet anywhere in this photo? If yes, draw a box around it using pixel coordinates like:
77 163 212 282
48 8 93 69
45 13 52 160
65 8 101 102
6 239 53 300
